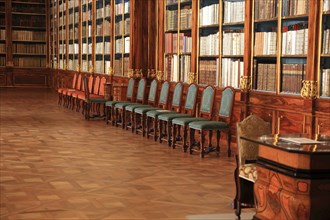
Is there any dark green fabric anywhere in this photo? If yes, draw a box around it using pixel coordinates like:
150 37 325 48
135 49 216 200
136 78 146 100
106 100 129 107
148 79 157 102
115 102 133 109
135 106 159 114
158 113 191 122
219 88 234 117
146 109 173 118
189 121 229 130
159 82 169 105
125 104 150 112
185 84 197 109
171 83 183 107
200 86 214 113
172 117 208 126
87 98 107 103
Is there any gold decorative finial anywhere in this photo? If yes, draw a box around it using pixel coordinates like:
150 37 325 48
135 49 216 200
76 64 80 72
148 69 156 78
156 70 164 81
239 76 251 92
301 80 318 99
134 69 142 78
107 67 114 76
127 69 134 78
188 72 196 84
89 65 94 73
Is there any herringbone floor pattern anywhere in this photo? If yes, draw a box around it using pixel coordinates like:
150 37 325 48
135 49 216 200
0 88 252 220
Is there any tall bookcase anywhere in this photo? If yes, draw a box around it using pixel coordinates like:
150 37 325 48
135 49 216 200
164 0 193 82
11 0 46 68
197 0 244 87
0 0 5 67
320 0 330 98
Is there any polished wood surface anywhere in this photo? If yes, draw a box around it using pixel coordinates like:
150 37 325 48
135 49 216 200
0 88 245 219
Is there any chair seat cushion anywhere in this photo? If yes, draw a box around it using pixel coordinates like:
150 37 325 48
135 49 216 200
71 91 84 98
106 100 128 107
134 107 159 114
87 97 107 103
172 117 208 126
115 102 133 109
146 109 173 118
189 121 229 130
66 89 78 96
239 163 257 182
158 113 191 122
126 104 150 112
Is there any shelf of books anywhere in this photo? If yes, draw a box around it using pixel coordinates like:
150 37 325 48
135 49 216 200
114 0 130 76
95 0 112 74
67 0 79 71
58 0 66 70
0 0 5 67
320 0 330 98
81 0 93 72
49 0 57 69
197 0 244 87
11 0 46 68
164 0 192 82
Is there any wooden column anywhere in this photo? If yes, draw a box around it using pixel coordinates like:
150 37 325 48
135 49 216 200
157 0 165 72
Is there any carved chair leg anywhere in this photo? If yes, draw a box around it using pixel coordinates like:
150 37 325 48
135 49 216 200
200 130 205 158
216 130 221 157
167 122 172 147
183 126 188 152
227 129 231 157
153 118 157 141
172 124 176 149
189 127 194 154
159 120 163 143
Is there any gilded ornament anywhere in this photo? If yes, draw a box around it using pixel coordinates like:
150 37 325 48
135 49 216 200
239 76 251 92
301 80 317 99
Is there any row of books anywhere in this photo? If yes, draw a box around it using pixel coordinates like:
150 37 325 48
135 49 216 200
282 23 308 55
115 18 130 36
254 31 277 56
321 68 330 97
179 55 191 83
221 58 244 88
68 12 79 25
12 4 46 14
115 37 130 54
166 10 178 31
68 28 79 40
68 0 78 9
165 33 192 54
67 59 79 71
223 0 245 24
222 31 244 56
200 32 219 56
96 4 111 19
59 44 67 54
13 57 46 67
12 30 45 41
82 25 92 37
325 0 330 12
282 0 309 17
82 11 92 22
96 20 111 36
82 43 92 54
13 43 46 54
281 63 306 94
18 0 45 3
0 56 5 66
59 15 67 26
115 1 130 15
68 44 79 54
166 0 178 5
94 60 111 74
253 62 276 91
322 29 330 54
0 30 5 40
254 0 277 20
199 3 219 27
165 55 178 81
123 56 130 76
180 7 192 30
114 59 122 75
12 16 45 27
0 43 5 53
199 59 219 86
94 42 111 54
80 60 92 72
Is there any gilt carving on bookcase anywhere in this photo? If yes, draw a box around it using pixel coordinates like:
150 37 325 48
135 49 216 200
301 80 318 99
148 69 156 79
156 70 164 81
127 69 134 78
187 72 196 84
239 75 251 92
76 64 80 72
107 67 114 76
134 69 142 79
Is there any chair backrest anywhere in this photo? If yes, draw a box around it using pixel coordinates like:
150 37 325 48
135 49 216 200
83 76 90 99
136 78 147 104
88 75 94 93
170 82 183 111
218 86 236 122
183 83 198 115
75 74 83 90
71 73 77 89
126 77 135 101
98 77 107 96
93 76 101 95
236 115 271 165
157 81 170 108
147 79 158 105
198 85 215 119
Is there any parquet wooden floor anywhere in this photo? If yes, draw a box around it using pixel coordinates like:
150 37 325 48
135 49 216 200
0 88 253 220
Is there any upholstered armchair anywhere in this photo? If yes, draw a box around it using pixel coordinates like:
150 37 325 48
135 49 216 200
233 114 271 219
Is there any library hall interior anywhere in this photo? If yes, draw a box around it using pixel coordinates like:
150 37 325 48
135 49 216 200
1 0 330 219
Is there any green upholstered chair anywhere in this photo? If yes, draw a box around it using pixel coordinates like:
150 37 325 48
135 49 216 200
146 82 184 141
158 83 198 147
124 79 158 132
171 85 215 152
105 77 136 126
115 78 147 129
134 81 170 137
114 78 147 129
233 114 271 219
81 76 108 120
188 86 235 158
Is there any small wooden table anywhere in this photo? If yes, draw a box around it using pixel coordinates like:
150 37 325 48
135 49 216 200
241 134 330 220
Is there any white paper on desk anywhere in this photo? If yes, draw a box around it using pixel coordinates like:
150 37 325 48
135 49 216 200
280 137 322 145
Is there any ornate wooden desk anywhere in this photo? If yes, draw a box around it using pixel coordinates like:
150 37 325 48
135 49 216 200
241 134 330 220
